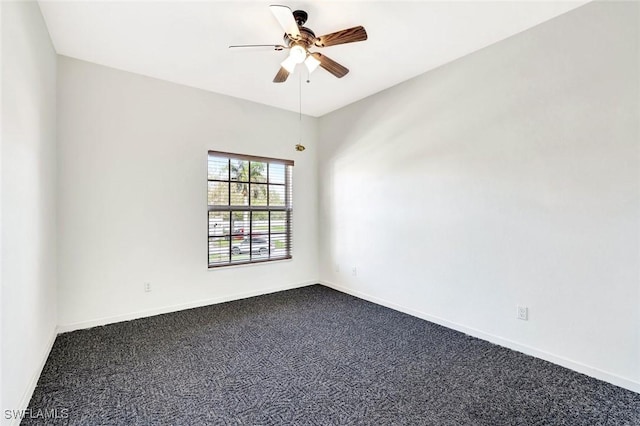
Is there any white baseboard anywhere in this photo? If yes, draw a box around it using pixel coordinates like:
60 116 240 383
57 280 317 333
320 280 640 395
9 329 57 426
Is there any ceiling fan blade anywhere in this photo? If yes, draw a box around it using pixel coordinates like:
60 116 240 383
269 5 301 40
229 44 286 51
273 67 290 83
314 26 367 48
311 52 349 78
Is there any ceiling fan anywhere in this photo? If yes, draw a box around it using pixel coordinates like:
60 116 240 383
229 5 368 83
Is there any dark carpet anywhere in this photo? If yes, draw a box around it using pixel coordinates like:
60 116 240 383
26 285 640 425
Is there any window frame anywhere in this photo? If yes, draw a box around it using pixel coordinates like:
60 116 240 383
207 150 294 268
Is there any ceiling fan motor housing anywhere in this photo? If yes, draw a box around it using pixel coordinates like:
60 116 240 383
284 26 316 48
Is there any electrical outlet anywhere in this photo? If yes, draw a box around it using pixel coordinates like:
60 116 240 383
517 306 528 321
352 267 357 277
144 282 151 293
336 264 340 273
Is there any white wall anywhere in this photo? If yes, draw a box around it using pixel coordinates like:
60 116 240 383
318 1 639 392
1 1 58 420
57 56 318 330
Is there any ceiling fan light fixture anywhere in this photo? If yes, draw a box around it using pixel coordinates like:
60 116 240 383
281 55 298 73
304 54 321 73
289 45 307 64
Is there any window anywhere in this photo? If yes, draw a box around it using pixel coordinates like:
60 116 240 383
207 151 293 267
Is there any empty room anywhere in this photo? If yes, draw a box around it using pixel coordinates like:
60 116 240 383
1 0 639 424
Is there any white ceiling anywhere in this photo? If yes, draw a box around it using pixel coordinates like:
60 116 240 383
38 1 588 117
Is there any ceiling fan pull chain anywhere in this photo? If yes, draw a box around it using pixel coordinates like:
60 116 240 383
295 71 306 152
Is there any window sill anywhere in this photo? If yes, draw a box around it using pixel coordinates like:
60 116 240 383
207 256 292 270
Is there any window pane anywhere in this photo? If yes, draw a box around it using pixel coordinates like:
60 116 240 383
269 185 285 206
208 212 230 237
230 183 248 206
250 162 267 183
208 181 229 206
269 163 285 184
209 237 230 264
250 236 271 261
270 211 287 233
208 156 228 180
231 213 248 239
230 236 250 263
270 234 288 258
230 159 249 182
252 211 269 235
250 184 268 206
